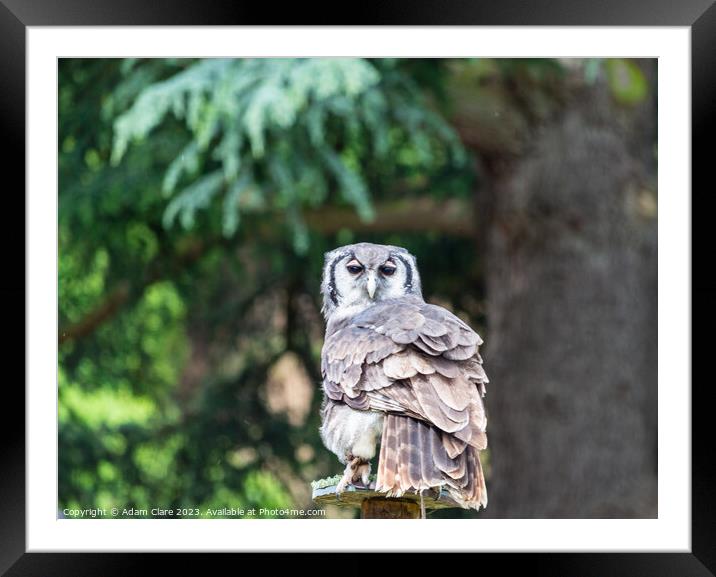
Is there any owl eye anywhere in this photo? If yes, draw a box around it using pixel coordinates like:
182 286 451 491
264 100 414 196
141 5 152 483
346 264 364 275
380 264 397 276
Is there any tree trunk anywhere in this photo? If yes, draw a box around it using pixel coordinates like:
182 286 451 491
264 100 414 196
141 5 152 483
452 61 658 518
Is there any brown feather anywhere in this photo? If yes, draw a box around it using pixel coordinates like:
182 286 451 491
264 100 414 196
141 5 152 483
412 374 469 432
391 329 421 345
340 362 363 390
397 418 413 493
421 317 448 337
359 363 392 391
323 380 344 401
366 391 408 414
343 391 370 411
420 423 444 486
409 352 437 375
470 397 487 431
428 372 473 411
376 414 399 493
440 322 461 349
470 430 488 450
441 432 467 459
383 382 425 418
452 422 474 445
412 337 443 356
366 341 404 364
430 355 460 378
443 343 477 361
322 294 489 510
419 333 449 352
430 426 460 474
457 327 481 347
382 352 418 380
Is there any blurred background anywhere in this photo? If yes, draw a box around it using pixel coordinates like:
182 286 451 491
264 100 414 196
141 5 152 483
58 58 657 519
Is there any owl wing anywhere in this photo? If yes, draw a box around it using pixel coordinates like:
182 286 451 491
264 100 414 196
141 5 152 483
321 295 489 452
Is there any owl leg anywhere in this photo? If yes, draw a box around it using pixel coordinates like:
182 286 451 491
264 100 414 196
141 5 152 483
336 455 371 494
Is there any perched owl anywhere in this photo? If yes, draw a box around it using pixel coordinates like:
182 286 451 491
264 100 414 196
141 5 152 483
319 242 489 510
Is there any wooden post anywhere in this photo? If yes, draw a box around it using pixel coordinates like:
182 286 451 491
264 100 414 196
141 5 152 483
360 497 420 519
311 476 459 519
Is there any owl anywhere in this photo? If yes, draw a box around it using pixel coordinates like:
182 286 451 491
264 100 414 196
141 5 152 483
319 242 489 510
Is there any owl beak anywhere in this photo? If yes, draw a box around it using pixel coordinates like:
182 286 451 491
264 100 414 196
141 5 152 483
366 273 377 299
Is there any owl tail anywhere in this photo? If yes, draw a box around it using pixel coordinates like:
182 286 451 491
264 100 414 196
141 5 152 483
375 413 487 511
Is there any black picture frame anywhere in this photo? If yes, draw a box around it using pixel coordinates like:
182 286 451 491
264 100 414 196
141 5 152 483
3 1 711 574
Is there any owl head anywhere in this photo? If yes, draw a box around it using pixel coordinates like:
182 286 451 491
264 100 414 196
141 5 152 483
321 242 423 319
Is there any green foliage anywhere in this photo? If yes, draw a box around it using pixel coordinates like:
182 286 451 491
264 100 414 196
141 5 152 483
605 58 648 105
110 58 465 251
583 58 602 84
58 56 655 520
57 57 508 520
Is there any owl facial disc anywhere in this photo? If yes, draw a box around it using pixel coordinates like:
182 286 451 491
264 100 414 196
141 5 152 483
321 243 422 320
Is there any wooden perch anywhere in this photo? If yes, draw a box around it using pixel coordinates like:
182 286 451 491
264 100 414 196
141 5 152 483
311 476 460 519
303 198 475 237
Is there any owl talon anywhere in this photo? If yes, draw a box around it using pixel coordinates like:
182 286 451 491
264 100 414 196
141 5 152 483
336 459 354 495
336 457 371 494
335 477 349 495
357 461 371 487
